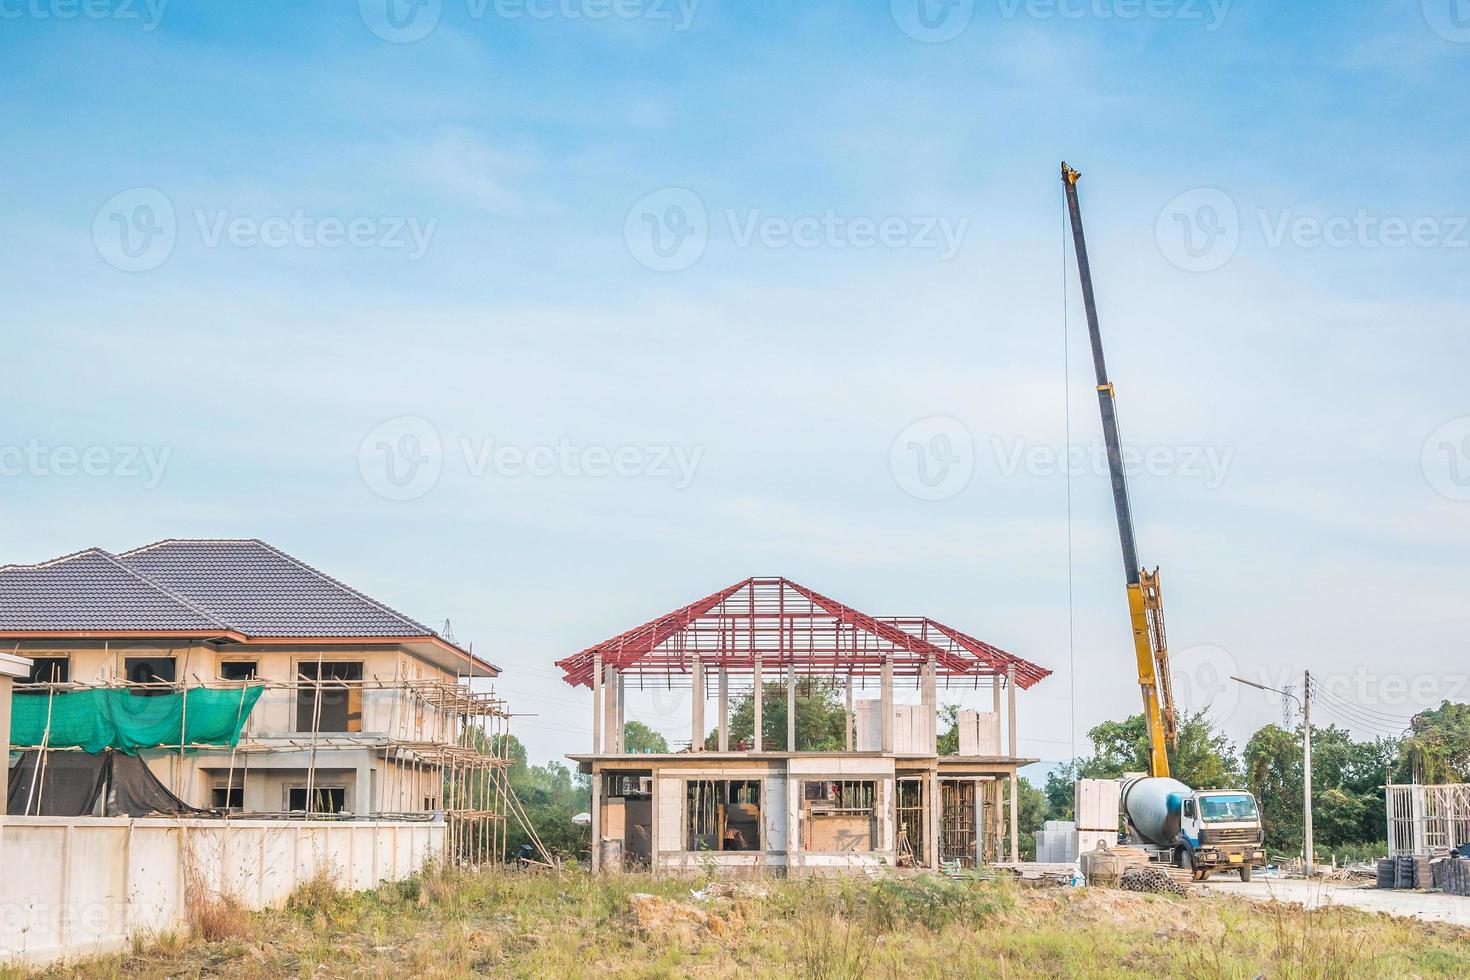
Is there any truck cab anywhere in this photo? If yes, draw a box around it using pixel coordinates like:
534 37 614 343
1178 790 1267 881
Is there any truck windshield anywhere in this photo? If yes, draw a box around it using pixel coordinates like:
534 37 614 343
1198 794 1259 822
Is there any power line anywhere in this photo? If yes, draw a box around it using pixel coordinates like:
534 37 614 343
1309 678 1421 726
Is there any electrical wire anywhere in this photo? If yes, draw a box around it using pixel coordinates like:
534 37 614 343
1307 694 1412 739
1310 678 1422 726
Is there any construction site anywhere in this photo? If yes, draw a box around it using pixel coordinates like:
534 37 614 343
555 575 1050 876
0 539 550 965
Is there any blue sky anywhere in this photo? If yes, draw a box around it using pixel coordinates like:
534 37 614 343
2 0 1467 769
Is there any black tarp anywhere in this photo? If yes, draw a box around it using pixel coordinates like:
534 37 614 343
6 750 108 816
105 752 209 817
7 750 212 817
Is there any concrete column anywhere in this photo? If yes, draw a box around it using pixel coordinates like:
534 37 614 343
844 676 854 752
590 764 602 873
0 676 12 808
603 665 618 752
880 656 894 754
973 778 984 868
1009 773 1019 862
717 669 729 752
786 667 796 752
592 653 603 754
691 654 705 753
752 656 763 752
1006 665 1017 759
928 771 940 870
616 672 626 754
992 676 1002 753
923 654 938 754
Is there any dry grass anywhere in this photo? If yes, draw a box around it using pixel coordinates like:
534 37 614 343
17 868 1470 979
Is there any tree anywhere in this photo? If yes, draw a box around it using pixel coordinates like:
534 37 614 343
937 703 961 755
1244 722 1390 857
1402 701 1470 783
622 720 669 754
707 678 849 751
472 734 591 862
1042 710 1243 823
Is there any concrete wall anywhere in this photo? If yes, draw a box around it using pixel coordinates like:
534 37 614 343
615 756 897 876
0 816 444 966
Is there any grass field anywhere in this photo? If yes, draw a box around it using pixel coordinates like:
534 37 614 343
11 867 1470 979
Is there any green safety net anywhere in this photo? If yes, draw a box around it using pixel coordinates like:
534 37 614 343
9 686 265 755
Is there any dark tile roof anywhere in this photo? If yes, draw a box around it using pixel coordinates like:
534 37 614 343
118 539 435 638
0 548 229 633
0 540 436 639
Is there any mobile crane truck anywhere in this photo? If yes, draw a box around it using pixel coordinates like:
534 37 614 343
1062 162 1266 882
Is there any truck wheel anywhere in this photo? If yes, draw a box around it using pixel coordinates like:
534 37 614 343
1240 866 1253 883
1183 849 1205 882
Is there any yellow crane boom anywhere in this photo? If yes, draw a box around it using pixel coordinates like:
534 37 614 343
1061 162 1178 778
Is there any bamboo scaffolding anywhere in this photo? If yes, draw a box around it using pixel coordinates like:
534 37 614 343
10 672 515 865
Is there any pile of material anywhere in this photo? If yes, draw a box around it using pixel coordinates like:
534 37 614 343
1120 866 1188 896
1439 857 1470 896
1377 853 1470 893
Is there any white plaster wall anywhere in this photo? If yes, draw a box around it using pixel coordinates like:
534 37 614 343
0 817 444 966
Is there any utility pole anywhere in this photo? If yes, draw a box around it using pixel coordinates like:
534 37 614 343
1233 672 1315 874
1303 670 1314 876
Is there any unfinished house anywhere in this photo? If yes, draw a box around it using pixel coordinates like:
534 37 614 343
0 539 513 858
557 577 1051 876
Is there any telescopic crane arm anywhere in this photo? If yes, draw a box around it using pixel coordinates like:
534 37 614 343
1061 162 1178 779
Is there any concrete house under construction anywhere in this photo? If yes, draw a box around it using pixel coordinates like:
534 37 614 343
557 577 1051 876
1 539 507 826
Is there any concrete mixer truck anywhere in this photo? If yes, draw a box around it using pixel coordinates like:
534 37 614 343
1120 777 1267 882
1062 161 1267 881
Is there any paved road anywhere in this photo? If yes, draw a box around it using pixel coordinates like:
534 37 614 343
1203 877 1470 927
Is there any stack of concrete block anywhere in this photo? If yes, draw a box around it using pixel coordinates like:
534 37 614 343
1075 779 1121 854
1445 857 1470 896
1035 821 1078 863
956 710 1001 756
854 700 936 753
